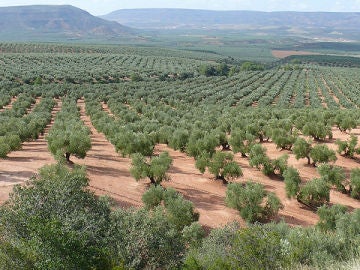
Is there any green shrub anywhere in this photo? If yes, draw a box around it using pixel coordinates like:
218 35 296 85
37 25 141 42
317 204 347 232
230 225 286 269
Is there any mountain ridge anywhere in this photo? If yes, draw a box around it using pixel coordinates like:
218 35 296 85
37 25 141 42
102 9 360 39
0 5 134 41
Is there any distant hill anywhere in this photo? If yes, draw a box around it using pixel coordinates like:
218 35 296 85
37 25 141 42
102 9 360 39
0 5 134 41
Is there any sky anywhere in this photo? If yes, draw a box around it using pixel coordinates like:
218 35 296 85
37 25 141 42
0 0 360 15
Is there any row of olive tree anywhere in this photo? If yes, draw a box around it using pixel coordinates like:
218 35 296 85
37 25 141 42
0 96 55 158
47 97 91 162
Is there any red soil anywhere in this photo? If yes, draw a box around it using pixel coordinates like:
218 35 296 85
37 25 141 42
75 99 145 208
272 50 319 59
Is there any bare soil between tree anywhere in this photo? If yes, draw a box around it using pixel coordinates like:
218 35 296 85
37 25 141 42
272 50 319 58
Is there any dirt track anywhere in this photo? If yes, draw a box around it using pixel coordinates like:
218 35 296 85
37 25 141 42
75 99 145 208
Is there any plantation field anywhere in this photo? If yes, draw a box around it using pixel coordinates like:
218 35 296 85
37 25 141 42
272 50 319 58
1 43 360 231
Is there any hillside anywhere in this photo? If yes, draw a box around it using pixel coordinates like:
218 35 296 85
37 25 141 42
102 9 360 39
0 5 134 41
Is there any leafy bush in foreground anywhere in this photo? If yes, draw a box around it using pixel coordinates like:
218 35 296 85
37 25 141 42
0 163 200 270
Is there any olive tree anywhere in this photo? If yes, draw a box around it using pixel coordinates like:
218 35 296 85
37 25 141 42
317 164 347 193
334 113 357 133
249 144 288 177
196 151 242 184
335 135 360 158
270 127 296 151
309 144 337 167
142 185 200 230
169 129 189 152
186 132 218 159
229 129 255 157
130 152 172 185
293 137 312 165
350 168 360 199
225 182 283 223
114 131 154 157
249 144 273 174
0 137 11 158
283 167 301 199
297 178 330 208
302 122 332 141
47 121 91 162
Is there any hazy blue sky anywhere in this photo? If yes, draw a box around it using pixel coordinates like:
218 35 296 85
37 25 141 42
0 0 360 15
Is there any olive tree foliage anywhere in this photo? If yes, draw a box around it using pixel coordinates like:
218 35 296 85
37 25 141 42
0 137 11 158
229 129 255 157
297 178 330 208
130 152 172 185
269 127 297 151
0 164 113 270
249 144 273 174
111 186 204 270
249 144 288 177
292 137 312 165
142 185 201 231
350 168 360 199
334 113 357 133
335 135 360 158
335 209 360 248
185 209 360 270
283 167 301 199
184 222 290 270
317 164 347 193
0 134 22 158
46 99 91 162
47 120 91 162
302 121 332 141
186 131 218 159
113 130 155 157
215 130 231 150
168 128 189 152
183 222 239 269
317 204 347 232
225 182 283 223
196 151 242 183
246 120 269 142
309 144 337 166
